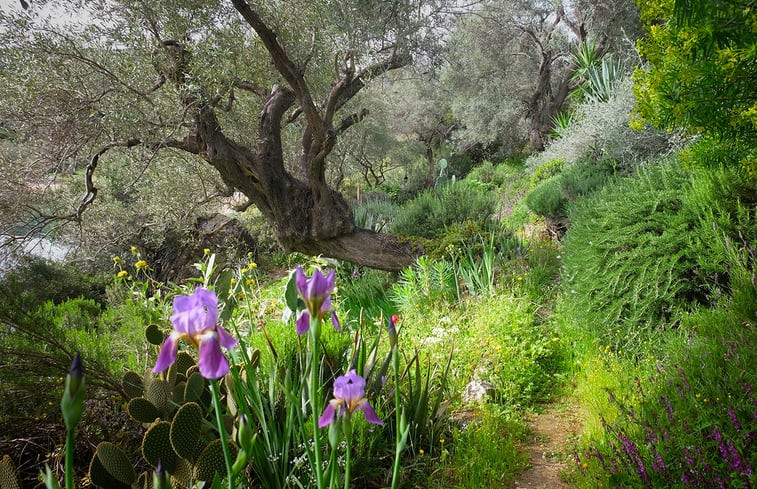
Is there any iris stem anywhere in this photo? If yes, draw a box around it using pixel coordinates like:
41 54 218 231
64 428 74 489
310 320 325 489
344 428 352 489
210 380 235 489
391 346 402 489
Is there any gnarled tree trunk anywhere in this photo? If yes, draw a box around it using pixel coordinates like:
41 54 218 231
143 2 421 271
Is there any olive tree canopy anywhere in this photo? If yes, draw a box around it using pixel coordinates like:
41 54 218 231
0 0 456 270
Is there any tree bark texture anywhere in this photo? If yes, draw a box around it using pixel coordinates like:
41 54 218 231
150 3 420 271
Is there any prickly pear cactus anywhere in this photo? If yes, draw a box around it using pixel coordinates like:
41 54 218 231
142 420 178 473
93 442 136 486
0 455 21 489
88 450 131 489
194 439 238 482
170 402 204 462
144 323 165 346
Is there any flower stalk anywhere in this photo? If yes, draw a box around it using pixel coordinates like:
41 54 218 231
210 380 235 489
61 353 85 489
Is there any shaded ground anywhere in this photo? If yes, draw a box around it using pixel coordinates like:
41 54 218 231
512 402 581 489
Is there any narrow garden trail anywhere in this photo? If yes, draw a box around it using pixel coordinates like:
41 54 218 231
512 402 581 489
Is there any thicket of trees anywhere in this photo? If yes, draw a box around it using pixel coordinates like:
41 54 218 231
1 0 644 271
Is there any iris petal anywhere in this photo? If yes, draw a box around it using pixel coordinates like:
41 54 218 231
357 399 383 426
296 310 311 335
318 400 339 428
331 311 342 332
198 332 230 379
216 325 238 350
153 332 182 373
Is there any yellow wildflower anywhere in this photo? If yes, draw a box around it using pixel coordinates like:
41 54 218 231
204 248 211 255
135 260 148 270
113 256 123 264
419 449 424 456
249 262 258 269
130 245 138 255
246 279 255 286
117 270 128 278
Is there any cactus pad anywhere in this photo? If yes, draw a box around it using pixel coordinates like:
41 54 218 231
172 381 187 405
175 351 195 375
170 402 203 461
145 378 169 414
194 439 238 482
94 442 136 485
145 324 165 345
122 371 144 400
127 397 161 424
0 455 21 489
88 452 131 489
142 421 178 473
184 372 205 403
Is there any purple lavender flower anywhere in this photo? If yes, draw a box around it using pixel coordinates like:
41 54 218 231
728 407 743 433
294 266 342 335
677 367 691 391
660 396 674 424
153 287 237 379
651 450 667 477
318 370 383 428
619 433 650 485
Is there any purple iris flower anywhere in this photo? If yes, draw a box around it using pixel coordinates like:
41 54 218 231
318 370 383 428
294 266 342 335
153 287 237 379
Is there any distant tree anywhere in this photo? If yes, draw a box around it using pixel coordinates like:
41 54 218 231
444 0 640 153
0 0 457 271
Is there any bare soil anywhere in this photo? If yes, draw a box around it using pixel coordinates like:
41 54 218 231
511 403 581 489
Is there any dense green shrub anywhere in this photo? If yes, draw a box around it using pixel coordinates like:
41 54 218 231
0 257 109 308
573 243 757 488
465 159 525 190
526 159 616 220
525 175 564 218
561 160 756 350
391 181 496 239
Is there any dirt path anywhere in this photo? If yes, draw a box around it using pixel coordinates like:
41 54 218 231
512 403 581 489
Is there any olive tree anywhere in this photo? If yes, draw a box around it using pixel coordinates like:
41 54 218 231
444 0 640 153
0 0 456 270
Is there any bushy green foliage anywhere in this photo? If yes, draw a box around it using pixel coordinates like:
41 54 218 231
525 175 564 219
529 158 565 187
391 181 496 239
562 159 756 350
336 268 395 321
390 256 458 312
633 0 757 147
465 159 525 190
0 257 109 308
571 243 757 488
447 406 529 487
526 159 616 219
528 78 676 173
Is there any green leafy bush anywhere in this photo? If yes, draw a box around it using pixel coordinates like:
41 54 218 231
526 159 616 219
391 181 496 239
573 242 757 488
561 159 756 350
